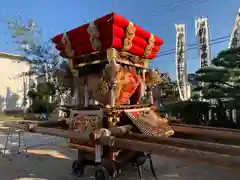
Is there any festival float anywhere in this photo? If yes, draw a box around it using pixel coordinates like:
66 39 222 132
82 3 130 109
4 12 240 180
52 12 174 179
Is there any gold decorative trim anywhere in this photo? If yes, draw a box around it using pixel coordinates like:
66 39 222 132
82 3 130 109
67 59 73 69
125 110 174 137
102 60 119 82
144 34 155 57
122 21 136 51
87 22 101 51
77 60 102 68
61 33 74 57
69 110 103 133
145 69 162 89
106 48 120 60
106 48 149 69
143 59 149 68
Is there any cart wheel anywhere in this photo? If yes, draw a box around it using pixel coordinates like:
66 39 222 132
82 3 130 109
95 165 110 180
136 155 147 166
72 160 84 177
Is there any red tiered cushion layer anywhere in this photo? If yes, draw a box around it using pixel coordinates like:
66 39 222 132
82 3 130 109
52 12 164 60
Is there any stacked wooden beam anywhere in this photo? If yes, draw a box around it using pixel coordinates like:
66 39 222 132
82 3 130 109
3 121 240 168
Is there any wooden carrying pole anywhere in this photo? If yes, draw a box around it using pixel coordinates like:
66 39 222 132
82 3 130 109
125 133 240 157
114 138 240 168
170 123 240 132
3 122 114 146
16 119 240 141
87 125 240 158
89 125 133 141
3 122 240 168
171 125 240 141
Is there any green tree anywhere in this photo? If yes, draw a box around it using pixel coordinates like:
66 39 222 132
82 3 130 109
165 100 210 125
5 16 75 114
153 74 179 104
6 16 74 89
193 47 240 127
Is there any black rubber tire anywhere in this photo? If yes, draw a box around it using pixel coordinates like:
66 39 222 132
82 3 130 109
136 155 147 166
95 165 110 180
72 160 85 177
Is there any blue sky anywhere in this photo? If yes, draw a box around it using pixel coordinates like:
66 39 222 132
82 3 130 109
0 0 239 79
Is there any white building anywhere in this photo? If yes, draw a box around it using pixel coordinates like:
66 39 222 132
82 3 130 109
0 52 33 112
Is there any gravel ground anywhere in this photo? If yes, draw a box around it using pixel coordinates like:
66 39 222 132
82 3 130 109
0 132 239 180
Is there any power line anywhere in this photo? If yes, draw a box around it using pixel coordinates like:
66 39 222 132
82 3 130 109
139 0 209 17
134 0 218 57
155 0 208 15
158 35 230 55
157 35 230 56
157 39 228 57
138 0 212 30
135 0 215 44
156 36 230 58
139 0 192 15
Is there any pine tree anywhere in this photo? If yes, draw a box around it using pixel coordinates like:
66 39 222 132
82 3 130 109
194 47 240 127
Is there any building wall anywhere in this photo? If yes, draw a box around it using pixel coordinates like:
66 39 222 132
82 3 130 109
0 52 31 112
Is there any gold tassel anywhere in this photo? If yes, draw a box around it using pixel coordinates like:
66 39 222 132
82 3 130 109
122 21 136 51
87 22 101 51
61 33 74 57
144 34 155 57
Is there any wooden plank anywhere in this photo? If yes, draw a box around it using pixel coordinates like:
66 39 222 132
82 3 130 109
37 120 66 127
103 105 155 113
114 138 240 168
126 133 240 156
116 59 147 69
68 143 94 153
72 51 147 69
90 125 132 141
3 122 240 168
171 123 240 133
74 59 147 69
172 125 240 141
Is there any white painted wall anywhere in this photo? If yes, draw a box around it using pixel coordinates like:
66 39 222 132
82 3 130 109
0 52 31 112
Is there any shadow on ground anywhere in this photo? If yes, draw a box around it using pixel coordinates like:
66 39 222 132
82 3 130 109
0 136 239 180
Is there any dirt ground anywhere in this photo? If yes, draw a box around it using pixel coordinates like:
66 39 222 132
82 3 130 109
0 137 240 180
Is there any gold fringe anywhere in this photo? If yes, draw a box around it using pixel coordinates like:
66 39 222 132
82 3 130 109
145 70 162 89
144 34 155 57
122 22 136 51
87 22 101 51
106 48 120 60
61 33 74 57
